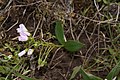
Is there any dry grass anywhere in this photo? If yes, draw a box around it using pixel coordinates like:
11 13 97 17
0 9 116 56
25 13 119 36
0 0 120 79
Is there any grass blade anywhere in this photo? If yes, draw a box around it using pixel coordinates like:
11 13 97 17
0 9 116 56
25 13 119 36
70 66 102 80
14 72 39 80
79 68 102 80
69 66 81 80
106 61 120 80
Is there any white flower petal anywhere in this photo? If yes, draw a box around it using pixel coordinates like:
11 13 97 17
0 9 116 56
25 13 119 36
18 35 28 41
16 28 21 33
23 31 30 36
19 24 28 32
18 50 26 57
27 49 34 56
104 76 117 80
113 76 117 80
64 35 67 42
17 24 30 41
19 31 30 36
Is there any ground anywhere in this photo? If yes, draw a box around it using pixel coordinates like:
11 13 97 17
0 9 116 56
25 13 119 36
0 0 120 80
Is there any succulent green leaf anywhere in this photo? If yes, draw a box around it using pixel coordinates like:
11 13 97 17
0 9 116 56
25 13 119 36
64 40 84 52
55 20 65 44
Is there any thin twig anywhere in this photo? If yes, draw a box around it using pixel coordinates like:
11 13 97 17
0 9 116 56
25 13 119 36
0 9 10 28
65 56 73 78
115 5 120 21
49 47 61 67
32 18 41 37
12 1 42 7
69 18 75 40
80 15 113 24
4 0 13 9
6 20 19 31
93 0 104 16
97 24 100 57
58 71 67 80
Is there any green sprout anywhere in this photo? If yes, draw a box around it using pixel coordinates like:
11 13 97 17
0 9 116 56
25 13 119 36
55 20 84 52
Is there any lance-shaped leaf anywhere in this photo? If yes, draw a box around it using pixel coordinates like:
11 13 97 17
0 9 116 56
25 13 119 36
55 20 65 44
70 66 81 80
64 40 84 52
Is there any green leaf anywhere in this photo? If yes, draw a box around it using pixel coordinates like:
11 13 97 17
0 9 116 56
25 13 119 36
108 47 116 55
64 40 84 52
103 0 109 4
69 66 102 80
116 23 120 33
79 68 102 80
55 20 65 44
0 77 6 80
70 66 81 80
106 61 120 80
4 43 15 52
97 0 102 2
0 66 10 74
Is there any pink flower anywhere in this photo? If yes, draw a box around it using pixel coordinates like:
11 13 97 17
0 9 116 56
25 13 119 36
18 35 28 41
17 24 30 41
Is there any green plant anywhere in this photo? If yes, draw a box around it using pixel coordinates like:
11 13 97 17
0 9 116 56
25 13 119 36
70 62 120 80
70 66 102 80
97 0 117 4
106 61 120 80
55 20 84 52
0 24 60 80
